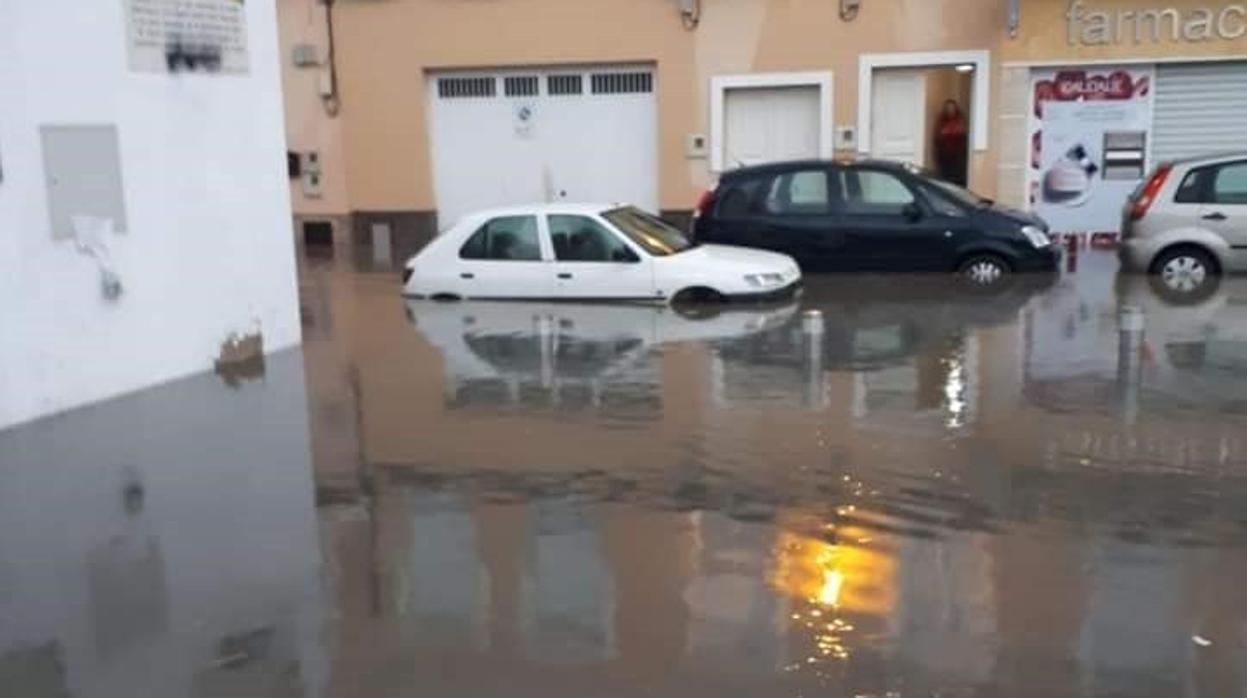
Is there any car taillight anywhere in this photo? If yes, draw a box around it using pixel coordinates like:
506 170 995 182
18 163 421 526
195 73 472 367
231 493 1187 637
1130 164 1172 221
693 189 716 219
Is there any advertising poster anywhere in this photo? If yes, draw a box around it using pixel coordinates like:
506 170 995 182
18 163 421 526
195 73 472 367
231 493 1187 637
1028 67 1154 235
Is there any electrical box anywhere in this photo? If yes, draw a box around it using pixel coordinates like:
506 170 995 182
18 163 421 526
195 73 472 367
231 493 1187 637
292 44 319 67
302 172 323 199
834 125 858 151
40 125 128 239
300 152 323 198
302 151 322 175
685 133 708 159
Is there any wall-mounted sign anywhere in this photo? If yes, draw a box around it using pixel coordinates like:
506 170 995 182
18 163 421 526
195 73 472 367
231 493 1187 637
1028 66 1155 235
1066 1 1247 45
513 103 535 138
122 0 249 75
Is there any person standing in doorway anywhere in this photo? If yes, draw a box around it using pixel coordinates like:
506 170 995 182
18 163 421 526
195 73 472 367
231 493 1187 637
934 99 969 187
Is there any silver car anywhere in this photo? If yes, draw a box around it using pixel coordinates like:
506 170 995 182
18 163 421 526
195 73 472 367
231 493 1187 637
1119 152 1247 295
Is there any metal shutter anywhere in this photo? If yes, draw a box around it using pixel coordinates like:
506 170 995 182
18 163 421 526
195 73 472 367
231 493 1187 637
1153 62 1247 163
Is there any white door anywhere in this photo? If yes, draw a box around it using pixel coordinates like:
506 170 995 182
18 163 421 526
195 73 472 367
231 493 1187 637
546 213 656 300
871 69 927 166
724 86 821 168
453 214 553 299
428 67 658 230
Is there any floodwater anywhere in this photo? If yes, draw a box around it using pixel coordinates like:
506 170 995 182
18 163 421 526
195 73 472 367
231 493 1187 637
5 250 1247 697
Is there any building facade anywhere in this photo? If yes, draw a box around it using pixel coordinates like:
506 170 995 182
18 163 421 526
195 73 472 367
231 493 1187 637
281 0 1247 247
0 1 301 429
999 0 1247 236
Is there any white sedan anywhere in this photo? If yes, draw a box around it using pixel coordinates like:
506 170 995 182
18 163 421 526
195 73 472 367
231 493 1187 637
402 203 801 303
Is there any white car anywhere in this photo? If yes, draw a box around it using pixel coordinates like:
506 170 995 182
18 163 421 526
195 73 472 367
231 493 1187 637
402 203 801 303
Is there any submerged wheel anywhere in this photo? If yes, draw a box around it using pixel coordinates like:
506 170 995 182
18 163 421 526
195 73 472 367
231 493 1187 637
1148 246 1220 303
956 254 1011 287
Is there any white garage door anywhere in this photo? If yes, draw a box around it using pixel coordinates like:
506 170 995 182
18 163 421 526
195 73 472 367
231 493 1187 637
427 66 658 230
723 85 821 168
1153 62 1247 163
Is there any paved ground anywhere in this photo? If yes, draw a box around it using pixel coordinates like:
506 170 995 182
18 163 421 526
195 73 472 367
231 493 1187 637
5 250 1247 697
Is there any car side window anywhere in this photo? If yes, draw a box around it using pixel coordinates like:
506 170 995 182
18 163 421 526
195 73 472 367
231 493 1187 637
459 216 542 261
1175 167 1211 204
1212 162 1247 205
761 169 831 215
716 175 765 217
921 186 966 218
837 169 915 215
549 215 637 262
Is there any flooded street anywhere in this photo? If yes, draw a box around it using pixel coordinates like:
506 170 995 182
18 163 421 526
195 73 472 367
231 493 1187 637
7 251 1247 696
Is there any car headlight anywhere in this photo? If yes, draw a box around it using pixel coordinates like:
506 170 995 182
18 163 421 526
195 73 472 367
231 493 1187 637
1021 225 1051 249
744 272 786 288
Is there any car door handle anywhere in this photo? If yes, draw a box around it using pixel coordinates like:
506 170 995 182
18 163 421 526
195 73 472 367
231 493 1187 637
1203 212 1228 221
460 272 474 279
557 272 573 279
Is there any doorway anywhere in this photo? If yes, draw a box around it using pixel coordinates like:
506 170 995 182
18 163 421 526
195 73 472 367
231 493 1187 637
858 50 990 189
870 66 973 186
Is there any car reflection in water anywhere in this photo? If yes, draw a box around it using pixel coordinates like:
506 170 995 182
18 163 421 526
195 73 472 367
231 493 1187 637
404 299 801 411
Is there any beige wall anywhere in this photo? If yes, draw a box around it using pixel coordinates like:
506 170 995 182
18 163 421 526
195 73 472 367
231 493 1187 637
279 0 349 216
329 0 1006 215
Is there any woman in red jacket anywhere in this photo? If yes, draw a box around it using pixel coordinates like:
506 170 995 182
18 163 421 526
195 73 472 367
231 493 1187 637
934 99 969 187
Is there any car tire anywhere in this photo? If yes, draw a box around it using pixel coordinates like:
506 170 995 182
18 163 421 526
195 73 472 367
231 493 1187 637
1148 246 1220 304
672 287 726 305
956 254 1012 288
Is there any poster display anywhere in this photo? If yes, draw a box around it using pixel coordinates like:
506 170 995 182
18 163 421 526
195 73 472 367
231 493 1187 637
123 0 249 75
1028 67 1154 235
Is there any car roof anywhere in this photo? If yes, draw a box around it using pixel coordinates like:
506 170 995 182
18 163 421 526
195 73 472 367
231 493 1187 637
719 158 914 179
1166 151 1247 168
459 202 624 220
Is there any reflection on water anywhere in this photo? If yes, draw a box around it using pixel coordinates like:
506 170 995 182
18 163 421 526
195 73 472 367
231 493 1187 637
292 251 1247 695
7 252 1247 695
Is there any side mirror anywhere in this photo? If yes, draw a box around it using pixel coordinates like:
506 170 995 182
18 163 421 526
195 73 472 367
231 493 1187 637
902 202 924 222
613 248 640 263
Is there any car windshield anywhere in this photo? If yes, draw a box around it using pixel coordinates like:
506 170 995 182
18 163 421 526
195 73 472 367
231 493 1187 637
602 206 696 257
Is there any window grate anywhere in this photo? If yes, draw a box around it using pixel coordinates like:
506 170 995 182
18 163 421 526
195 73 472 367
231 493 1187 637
590 72 653 95
437 76 496 98
504 76 539 97
547 74 583 96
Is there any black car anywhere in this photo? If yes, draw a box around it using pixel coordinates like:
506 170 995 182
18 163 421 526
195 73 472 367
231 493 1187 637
691 159 1061 283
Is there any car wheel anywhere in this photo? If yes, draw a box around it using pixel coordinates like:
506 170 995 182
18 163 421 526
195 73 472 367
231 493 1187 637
1148 246 1220 304
956 254 1011 288
672 287 726 305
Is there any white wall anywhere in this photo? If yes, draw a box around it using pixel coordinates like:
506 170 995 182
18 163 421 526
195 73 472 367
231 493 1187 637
0 0 301 430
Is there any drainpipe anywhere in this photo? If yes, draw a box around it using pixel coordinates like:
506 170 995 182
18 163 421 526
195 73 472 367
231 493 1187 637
1006 0 1021 37
322 0 341 116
